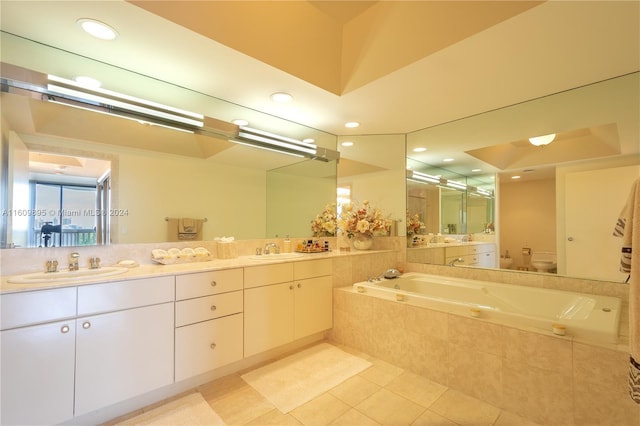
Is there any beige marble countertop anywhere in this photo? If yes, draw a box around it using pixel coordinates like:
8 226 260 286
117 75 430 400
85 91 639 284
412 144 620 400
0 249 386 294
408 241 496 249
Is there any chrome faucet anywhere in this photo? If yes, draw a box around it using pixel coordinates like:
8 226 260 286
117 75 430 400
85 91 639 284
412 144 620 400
264 242 279 255
69 252 80 271
448 257 464 267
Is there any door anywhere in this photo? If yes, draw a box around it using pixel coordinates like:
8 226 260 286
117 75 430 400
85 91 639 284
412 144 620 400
564 165 640 281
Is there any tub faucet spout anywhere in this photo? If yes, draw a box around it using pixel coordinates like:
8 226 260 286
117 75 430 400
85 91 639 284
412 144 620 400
448 257 464 267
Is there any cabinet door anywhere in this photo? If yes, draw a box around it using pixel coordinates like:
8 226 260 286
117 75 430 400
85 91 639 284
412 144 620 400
477 251 496 267
1 320 76 425
294 275 333 339
175 313 243 381
244 283 294 357
74 303 174 416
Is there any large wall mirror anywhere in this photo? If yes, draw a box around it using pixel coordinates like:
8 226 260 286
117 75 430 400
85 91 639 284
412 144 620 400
406 72 640 283
1 34 338 248
337 134 407 238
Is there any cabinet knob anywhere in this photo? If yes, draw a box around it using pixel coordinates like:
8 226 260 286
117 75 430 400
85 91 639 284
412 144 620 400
297 283 302 288
60 325 70 334
82 321 91 329
210 305 217 311
210 343 217 350
289 285 294 290
210 281 217 287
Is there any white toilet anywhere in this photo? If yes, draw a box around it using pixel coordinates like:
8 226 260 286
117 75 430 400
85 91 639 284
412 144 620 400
531 251 557 273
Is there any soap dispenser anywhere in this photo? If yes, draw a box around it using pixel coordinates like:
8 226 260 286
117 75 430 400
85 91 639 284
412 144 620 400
283 235 291 253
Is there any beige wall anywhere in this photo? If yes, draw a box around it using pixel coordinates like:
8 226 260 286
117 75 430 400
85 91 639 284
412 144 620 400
117 151 265 243
499 178 556 268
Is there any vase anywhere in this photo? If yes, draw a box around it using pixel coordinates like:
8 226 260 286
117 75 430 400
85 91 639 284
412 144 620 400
352 233 373 250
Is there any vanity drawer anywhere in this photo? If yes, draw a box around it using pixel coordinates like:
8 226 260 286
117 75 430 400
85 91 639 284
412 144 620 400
175 268 243 300
175 313 243 381
244 263 293 289
175 291 243 327
294 259 332 280
78 276 174 316
1 287 77 330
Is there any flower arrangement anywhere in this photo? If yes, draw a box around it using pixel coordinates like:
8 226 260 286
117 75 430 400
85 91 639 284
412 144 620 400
311 203 337 236
338 200 391 239
406 212 424 236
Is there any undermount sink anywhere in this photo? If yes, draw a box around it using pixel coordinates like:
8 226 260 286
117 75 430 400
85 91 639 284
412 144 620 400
248 252 305 261
7 266 129 284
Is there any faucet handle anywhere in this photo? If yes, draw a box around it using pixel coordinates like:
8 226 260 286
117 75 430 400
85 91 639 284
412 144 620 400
45 259 59 273
89 256 101 269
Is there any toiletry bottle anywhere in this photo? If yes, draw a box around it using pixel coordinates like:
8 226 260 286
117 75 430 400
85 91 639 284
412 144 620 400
283 235 291 253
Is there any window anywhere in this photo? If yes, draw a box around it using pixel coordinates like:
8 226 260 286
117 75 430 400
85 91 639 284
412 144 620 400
31 182 98 247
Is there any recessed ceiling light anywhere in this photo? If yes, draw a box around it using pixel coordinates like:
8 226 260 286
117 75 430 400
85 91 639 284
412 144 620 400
74 76 101 89
471 168 482 172
512 175 521 179
302 138 315 143
413 147 427 153
270 92 293 103
77 18 118 40
345 121 360 128
443 158 454 162
341 141 354 147
232 119 249 126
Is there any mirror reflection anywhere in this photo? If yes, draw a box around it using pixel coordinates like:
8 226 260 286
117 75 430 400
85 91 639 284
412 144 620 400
1 39 339 248
406 73 640 282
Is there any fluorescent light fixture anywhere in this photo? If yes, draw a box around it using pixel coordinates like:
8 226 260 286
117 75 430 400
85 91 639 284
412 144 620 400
407 170 444 185
446 180 467 190
231 127 340 162
341 141 354 147
413 147 427 153
47 75 204 129
529 133 556 146
46 98 195 134
345 121 360 128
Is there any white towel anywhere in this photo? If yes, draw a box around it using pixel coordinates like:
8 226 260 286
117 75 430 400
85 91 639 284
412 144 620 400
614 177 640 404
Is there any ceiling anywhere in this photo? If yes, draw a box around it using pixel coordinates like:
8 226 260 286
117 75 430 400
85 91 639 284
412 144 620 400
1 0 639 177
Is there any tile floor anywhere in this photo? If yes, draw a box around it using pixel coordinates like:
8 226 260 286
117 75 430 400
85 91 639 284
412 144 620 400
192 343 542 426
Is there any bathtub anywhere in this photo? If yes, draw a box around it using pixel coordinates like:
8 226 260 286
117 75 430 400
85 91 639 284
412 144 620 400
353 272 621 344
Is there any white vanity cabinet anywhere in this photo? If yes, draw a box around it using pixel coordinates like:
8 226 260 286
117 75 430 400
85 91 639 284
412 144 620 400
174 269 244 381
474 244 496 267
244 259 332 357
0 288 77 425
74 276 175 416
